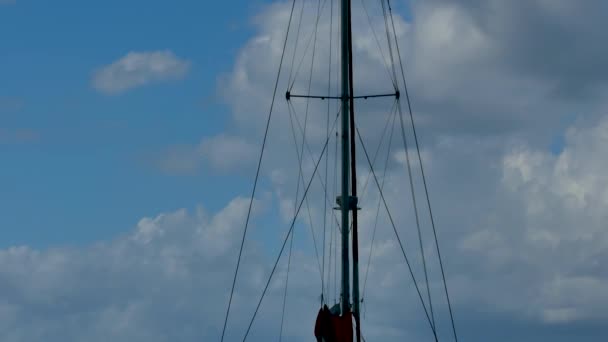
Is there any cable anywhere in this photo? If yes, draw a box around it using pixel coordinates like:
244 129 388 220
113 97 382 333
333 130 339 304
347 100 397 236
287 101 324 284
300 0 324 296
357 100 398 204
220 1 297 340
242 110 340 341
381 8 436 324
287 0 306 87
360 0 397 88
355 124 438 341
289 0 330 91
288 101 342 231
362 102 397 300
278 83 325 341
380 0 399 92
387 1 459 340
322 0 334 304
396 97 436 331
278 219 295 342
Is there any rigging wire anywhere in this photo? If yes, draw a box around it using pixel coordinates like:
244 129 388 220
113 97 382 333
288 101 342 230
386 0 459 340
356 100 398 206
380 0 436 333
287 101 324 284
346 100 397 236
380 0 399 92
362 101 397 303
279 104 305 342
289 0 330 91
379 3 437 327
333 0 342 307
278 80 323 342
333 130 339 304
279 88 337 341
287 0 306 87
300 0 325 299
396 96 437 331
220 1 297 340
242 110 341 341
360 0 397 89
322 0 334 304
355 124 438 341
278 216 295 342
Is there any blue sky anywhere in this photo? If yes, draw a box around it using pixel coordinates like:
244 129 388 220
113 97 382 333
0 0 273 246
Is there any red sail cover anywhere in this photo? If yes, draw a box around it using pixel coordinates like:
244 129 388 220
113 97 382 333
314 305 353 342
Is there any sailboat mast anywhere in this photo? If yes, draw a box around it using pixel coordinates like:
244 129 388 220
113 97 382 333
339 0 351 317
346 0 362 340
337 1 362 340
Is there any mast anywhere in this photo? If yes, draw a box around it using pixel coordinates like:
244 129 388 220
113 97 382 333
339 0 351 317
340 0 361 340
346 1 361 341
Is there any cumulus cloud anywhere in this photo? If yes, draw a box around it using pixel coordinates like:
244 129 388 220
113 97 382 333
464 114 608 323
92 51 191 95
0 197 296 342
201 1 608 340
199 134 258 171
9 115 608 341
6 1 608 341
155 134 258 175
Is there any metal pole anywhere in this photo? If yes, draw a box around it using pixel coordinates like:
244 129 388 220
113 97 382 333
339 0 351 317
346 1 361 340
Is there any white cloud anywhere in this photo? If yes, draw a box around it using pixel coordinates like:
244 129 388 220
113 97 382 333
92 51 190 94
203 1 608 339
5 1 608 341
6 118 608 340
199 134 258 171
0 197 294 342
155 134 258 175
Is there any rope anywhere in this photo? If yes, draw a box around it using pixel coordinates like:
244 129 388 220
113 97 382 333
288 101 342 230
278 83 325 341
287 102 324 283
287 0 306 87
355 124 438 341
301 0 324 297
362 101 397 300
381 3 436 323
357 100 398 204
360 0 397 88
347 100 397 236
278 219 295 342
220 1 297 340
396 97 436 331
380 0 399 92
387 1 459 340
289 0 330 91
334 130 339 304
242 110 340 341
322 0 334 304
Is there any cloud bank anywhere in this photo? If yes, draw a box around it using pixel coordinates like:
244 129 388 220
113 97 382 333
4 0 608 341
